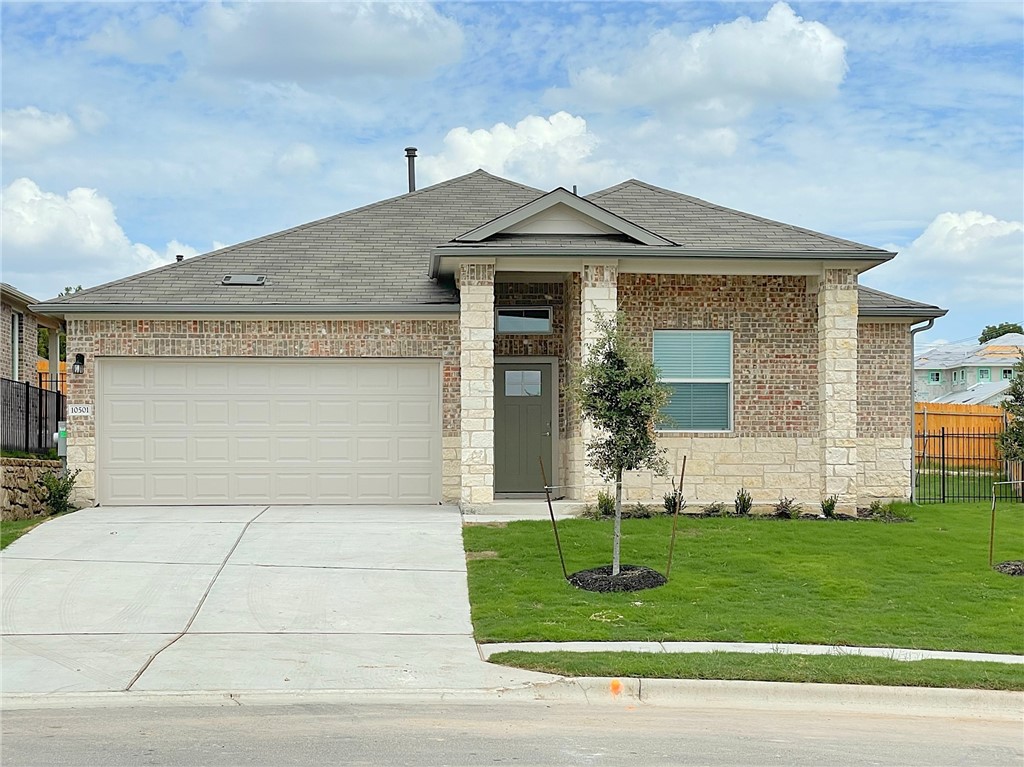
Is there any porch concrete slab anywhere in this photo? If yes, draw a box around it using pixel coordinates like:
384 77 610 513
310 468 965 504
229 522 466 570
0 522 243 565
1 634 173 694
463 500 584 524
253 505 460 525
1 559 218 635
189 565 473 634
56 506 266 524
131 633 555 692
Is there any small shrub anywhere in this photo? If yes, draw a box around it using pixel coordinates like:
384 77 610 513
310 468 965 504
821 494 839 518
623 502 658 519
597 491 615 517
734 488 752 516
663 491 683 515
38 469 80 516
773 496 803 519
702 501 726 517
868 499 886 515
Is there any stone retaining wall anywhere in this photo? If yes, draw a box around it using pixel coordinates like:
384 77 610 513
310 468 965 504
1 457 62 520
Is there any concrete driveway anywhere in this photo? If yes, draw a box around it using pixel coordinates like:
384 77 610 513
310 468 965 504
1 505 550 696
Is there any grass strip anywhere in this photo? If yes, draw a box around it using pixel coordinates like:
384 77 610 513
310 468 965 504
1 513 70 550
488 650 1024 690
464 502 1024 653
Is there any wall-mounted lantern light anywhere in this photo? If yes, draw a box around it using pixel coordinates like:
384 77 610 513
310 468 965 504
71 353 85 375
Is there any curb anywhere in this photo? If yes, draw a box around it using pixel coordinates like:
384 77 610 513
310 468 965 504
494 677 1024 720
7 679 1019 720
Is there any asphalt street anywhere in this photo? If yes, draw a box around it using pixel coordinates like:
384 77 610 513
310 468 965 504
2 701 1021 767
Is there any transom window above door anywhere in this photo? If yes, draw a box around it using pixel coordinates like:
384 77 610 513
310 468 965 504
496 307 552 334
505 369 542 396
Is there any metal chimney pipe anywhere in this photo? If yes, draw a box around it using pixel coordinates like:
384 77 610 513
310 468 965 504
405 147 418 192
175 254 184 262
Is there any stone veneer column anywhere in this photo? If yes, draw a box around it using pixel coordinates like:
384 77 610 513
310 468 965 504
818 268 859 511
459 262 496 507
575 263 618 500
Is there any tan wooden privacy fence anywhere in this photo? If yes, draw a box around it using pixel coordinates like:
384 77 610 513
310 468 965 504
914 402 1006 435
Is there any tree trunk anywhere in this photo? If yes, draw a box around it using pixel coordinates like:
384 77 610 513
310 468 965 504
612 468 623 576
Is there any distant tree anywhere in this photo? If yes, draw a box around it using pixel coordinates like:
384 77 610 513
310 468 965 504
574 313 669 575
37 286 81 360
979 322 1023 344
998 355 1024 464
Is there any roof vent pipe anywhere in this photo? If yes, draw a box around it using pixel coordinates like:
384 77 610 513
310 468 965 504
405 147 417 193
175 254 184 262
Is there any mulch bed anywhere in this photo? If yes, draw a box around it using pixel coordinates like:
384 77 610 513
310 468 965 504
568 564 667 593
994 560 1024 576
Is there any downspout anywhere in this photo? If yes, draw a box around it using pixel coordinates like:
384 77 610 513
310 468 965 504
909 318 936 504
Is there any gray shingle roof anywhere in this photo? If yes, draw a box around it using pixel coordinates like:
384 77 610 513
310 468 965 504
40 171 542 309
858 286 947 320
585 180 893 254
36 170 915 313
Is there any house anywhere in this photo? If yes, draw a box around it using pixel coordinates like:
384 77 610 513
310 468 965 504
1 283 62 389
31 165 946 512
915 333 1023 405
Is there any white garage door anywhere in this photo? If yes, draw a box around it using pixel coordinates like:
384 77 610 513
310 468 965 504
97 358 441 505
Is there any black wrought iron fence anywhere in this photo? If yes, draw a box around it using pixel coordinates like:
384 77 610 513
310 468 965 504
1 378 65 454
37 372 66 392
915 427 1022 502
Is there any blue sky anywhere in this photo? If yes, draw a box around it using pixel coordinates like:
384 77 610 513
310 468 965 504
2 1 1021 348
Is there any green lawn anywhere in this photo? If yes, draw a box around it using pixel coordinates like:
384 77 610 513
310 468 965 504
464 502 1024 654
1 513 71 550
489 650 1024 691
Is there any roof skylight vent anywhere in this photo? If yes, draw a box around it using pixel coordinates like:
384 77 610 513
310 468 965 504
221 274 266 286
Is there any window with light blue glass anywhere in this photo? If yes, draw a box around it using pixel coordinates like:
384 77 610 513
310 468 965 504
978 368 991 382
653 330 732 431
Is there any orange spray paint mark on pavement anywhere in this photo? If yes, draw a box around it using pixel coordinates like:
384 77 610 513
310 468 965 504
610 679 623 697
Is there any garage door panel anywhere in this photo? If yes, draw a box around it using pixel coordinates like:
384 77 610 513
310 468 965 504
193 401 229 426
235 400 272 426
98 359 441 505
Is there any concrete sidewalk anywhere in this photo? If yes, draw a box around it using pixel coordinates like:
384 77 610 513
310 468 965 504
480 641 1024 664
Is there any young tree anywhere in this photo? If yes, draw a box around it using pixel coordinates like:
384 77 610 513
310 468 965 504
575 313 669 575
997 355 1024 463
979 322 1023 344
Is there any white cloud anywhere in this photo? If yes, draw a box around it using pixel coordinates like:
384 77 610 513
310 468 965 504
0 178 200 296
199 2 463 83
564 2 847 123
1 107 76 154
419 112 613 189
872 211 1024 319
276 143 320 176
84 11 184 65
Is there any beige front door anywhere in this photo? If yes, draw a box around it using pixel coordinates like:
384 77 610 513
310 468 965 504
96 358 441 505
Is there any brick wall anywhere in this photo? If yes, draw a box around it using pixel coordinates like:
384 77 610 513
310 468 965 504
858 320 913 500
0 302 40 384
619 274 818 437
65 317 461 505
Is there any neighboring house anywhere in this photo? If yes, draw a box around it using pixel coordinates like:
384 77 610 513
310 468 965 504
915 333 1024 404
1 283 61 388
32 168 946 512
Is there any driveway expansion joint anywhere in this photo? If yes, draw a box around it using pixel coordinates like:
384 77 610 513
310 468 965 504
123 506 272 691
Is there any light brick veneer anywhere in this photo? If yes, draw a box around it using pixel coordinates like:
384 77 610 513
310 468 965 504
459 263 496 506
64 317 461 506
858 320 913 500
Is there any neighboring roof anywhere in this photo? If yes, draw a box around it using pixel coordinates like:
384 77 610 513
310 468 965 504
33 169 909 314
857 286 947 320
932 381 1011 406
1 283 39 307
916 333 1024 370
1 283 62 328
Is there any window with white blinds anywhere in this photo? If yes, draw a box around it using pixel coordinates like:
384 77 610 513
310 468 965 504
653 330 732 431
